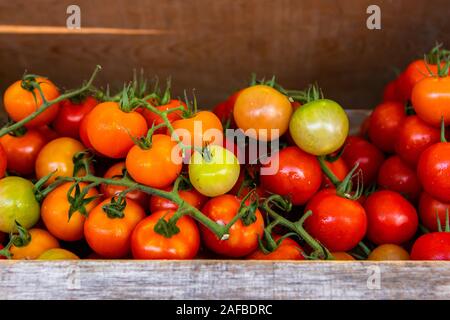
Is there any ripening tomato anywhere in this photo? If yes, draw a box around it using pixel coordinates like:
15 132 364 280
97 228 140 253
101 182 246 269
86 102 148 158
0 129 47 175
364 190 418 245
0 144 6 178
140 99 187 134
410 232 450 260
418 192 450 232
368 101 406 153
377 156 421 201
398 59 441 101
412 76 450 127
131 209 200 259
38 248 79 260
126 134 182 188
322 157 349 188
10 228 59 260
367 244 410 260
201 194 264 257
100 162 148 208
260 146 322 205
3 77 60 128
35 137 87 185
52 96 98 139
234 85 292 141
84 198 146 258
395 115 440 166
150 187 207 213
341 136 385 186
304 189 367 252
41 182 100 241
247 237 304 260
331 252 356 260
213 90 241 128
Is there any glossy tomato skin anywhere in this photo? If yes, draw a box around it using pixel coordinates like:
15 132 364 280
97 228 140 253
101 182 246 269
0 129 47 175
86 102 148 158
0 145 6 178
418 192 450 232
3 78 60 128
367 244 410 260
41 182 100 241
395 115 440 166
53 96 98 139
78 111 95 150
150 187 207 213
200 195 264 257
410 232 450 260
247 237 304 260
140 99 187 134
368 101 406 153
234 85 292 141
377 155 421 201
322 158 349 188
260 146 322 205
304 189 367 252
398 60 440 101
341 136 385 186
10 228 59 260
84 198 146 258
417 142 450 203
364 190 418 245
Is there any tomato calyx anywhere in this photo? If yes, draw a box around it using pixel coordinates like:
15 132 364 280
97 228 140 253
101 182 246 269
249 74 305 103
424 43 450 65
336 164 363 200
0 221 31 259
154 211 182 238
436 209 450 233
72 150 94 176
102 195 127 219
237 190 260 226
67 182 101 220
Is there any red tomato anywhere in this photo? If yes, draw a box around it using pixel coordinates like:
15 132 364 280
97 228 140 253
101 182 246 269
200 194 264 257
0 144 6 178
212 90 241 128
397 59 441 101
341 136 385 186
382 78 404 103
260 146 322 205
322 158 349 188
395 115 440 166
304 189 367 252
139 99 187 134
410 232 450 260
364 190 418 245
149 187 208 213
359 115 371 138
418 192 450 232
247 237 304 260
368 101 406 153
53 96 98 139
377 155 421 201
36 125 60 142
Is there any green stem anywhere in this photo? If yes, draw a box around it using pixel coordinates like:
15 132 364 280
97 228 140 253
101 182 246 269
317 155 340 187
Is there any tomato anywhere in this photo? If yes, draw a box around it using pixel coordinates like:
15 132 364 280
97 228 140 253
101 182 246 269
247 237 304 260
201 194 264 257
377 156 421 201
140 99 186 134
41 182 100 241
52 96 98 139
0 176 40 233
150 187 207 213
395 115 440 166
0 144 6 178
84 198 146 258
412 76 450 127
131 210 200 259
322 157 349 188
368 244 409 260
417 142 450 203
0 129 47 175
78 110 95 150
359 114 371 138
100 162 148 208
418 192 450 232
230 166 267 199
171 111 223 148
398 59 441 101
289 99 348 155
331 252 355 260
36 125 60 142
10 228 59 260
234 85 292 141
364 190 418 245
383 78 404 103
38 248 79 260
189 145 240 197
341 136 385 186
86 102 148 158
304 189 367 252
368 101 406 153
410 232 450 260
260 146 322 205
3 77 60 128
213 91 240 128
35 137 87 185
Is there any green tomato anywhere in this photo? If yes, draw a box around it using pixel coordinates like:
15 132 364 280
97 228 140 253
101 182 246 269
289 99 349 155
0 176 40 233
189 145 240 197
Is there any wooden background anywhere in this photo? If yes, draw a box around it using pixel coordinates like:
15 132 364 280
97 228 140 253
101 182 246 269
1 0 450 117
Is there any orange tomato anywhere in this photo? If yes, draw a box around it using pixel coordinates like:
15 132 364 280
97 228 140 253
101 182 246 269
149 187 208 213
38 248 79 260
368 244 410 260
247 237 304 260
10 228 59 260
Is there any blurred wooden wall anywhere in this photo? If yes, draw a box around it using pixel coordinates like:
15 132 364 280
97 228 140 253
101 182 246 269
1 0 450 117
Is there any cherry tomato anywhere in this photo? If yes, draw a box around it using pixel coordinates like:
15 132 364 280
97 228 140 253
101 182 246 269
364 190 418 245
3 77 60 128
189 145 240 197
84 198 146 258
140 99 186 134
304 189 367 252
260 146 322 205
79 110 95 150
368 101 406 153
150 187 207 213
86 102 148 158
201 194 264 257
38 248 79 260
0 144 6 178
398 59 441 101
331 252 356 260
35 137 87 185
247 237 304 260
0 129 47 175
395 115 440 166
213 91 241 128
10 228 59 260
131 209 200 259
367 244 410 260
382 78 404 103
359 114 371 138
234 85 292 141
41 182 100 241
418 192 450 232
289 99 349 155
322 157 349 188
53 96 98 139
410 232 450 260
377 155 421 201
